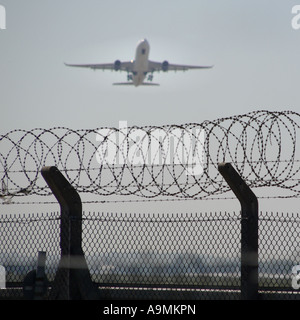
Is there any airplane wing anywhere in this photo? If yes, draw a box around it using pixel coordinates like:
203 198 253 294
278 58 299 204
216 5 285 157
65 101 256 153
148 60 213 72
64 61 134 72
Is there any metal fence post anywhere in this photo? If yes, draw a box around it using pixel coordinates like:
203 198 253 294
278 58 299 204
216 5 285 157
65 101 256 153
218 162 259 300
23 251 48 300
34 251 47 300
41 166 99 300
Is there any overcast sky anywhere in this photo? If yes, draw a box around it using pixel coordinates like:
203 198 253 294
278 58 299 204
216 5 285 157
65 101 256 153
1 1 300 213
1 0 299 132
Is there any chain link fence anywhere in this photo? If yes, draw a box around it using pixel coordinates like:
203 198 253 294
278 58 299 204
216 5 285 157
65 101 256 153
0 210 299 299
1 110 300 299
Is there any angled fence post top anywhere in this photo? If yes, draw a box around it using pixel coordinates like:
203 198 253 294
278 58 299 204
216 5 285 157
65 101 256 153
218 162 258 207
218 162 259 300
40 166 98 300
41 166 81 211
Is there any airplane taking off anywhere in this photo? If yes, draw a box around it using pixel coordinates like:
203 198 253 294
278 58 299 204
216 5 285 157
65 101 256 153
65 39 213 87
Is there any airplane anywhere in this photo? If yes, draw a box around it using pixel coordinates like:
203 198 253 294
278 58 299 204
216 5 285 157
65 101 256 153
65 39 213 87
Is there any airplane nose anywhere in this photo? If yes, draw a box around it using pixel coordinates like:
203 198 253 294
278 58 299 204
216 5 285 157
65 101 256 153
141 39 149 49
139 38 149 46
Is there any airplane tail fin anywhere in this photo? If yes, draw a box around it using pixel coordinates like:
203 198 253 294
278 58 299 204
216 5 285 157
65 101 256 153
113 82 160 86
141 83 160 86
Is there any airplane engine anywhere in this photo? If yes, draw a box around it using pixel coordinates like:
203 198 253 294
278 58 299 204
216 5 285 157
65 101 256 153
114 60 121 71
162 60 169 72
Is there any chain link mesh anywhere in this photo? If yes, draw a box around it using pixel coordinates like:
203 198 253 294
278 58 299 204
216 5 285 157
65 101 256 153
0 211 299 299
1 110 299 299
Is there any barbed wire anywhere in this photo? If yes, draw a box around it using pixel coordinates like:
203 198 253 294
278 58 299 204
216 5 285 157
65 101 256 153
1 110 300 203
1 210 299 224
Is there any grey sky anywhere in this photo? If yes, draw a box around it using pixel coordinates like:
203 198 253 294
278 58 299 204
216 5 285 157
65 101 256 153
0 1 299 213
1 1 299 131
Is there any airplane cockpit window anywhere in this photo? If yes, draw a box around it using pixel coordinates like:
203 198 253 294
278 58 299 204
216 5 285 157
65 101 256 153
141 48 146 55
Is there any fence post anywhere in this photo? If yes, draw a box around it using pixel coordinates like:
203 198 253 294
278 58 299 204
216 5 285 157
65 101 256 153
34 251 47 300
218 162 259 300
23 251 48 300
41 166 99 300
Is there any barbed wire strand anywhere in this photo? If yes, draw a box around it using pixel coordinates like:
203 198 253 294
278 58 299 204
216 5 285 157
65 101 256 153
1 110 300 205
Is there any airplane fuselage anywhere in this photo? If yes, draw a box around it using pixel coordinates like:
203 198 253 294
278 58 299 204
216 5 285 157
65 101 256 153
132 39 150 86
65 39 212 86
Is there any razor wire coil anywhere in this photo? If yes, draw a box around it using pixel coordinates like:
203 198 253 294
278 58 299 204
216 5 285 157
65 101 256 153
1 110 300 202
